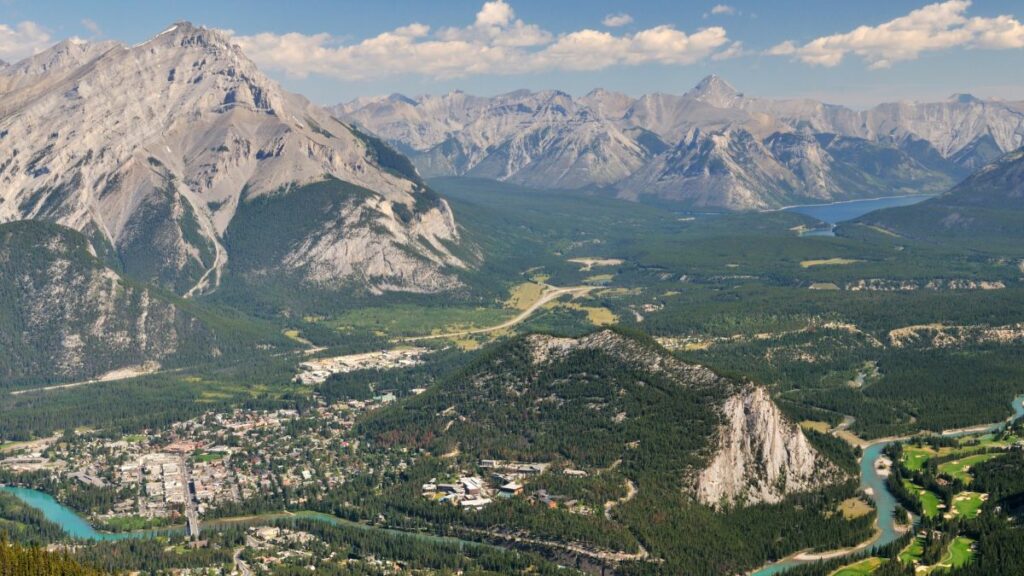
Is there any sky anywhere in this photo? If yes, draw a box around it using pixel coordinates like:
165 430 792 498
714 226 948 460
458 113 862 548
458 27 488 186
1 0 1023 108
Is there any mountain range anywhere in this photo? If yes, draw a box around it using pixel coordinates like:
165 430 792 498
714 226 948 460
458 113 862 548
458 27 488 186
336 76 1024 210
0 22 466 299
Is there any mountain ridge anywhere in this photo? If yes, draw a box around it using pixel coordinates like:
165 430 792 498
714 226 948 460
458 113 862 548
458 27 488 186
336 76 1024 210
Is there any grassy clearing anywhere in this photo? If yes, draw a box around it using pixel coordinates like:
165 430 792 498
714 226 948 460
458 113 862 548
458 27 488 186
830 557 885 576
282 329 313 346
506 282 546 311
327 305 513 338
800 420 831 433
938 453 1004 484
583 273 615 285
451 338 482 351
549 300 618 326
950 491 986 519
800 258 864 268
194 451 226 463
837 497 873 520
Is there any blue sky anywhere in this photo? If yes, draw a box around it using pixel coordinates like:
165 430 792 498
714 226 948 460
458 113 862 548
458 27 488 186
2 0 1023 107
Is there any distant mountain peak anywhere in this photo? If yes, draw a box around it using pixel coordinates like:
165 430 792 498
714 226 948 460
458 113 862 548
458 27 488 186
386 93 418 106
686 74 742 108
949 93 982 104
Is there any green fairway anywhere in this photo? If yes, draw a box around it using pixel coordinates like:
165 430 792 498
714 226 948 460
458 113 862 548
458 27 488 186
898 537 924 565
902 445 937 471
938 453 1004 484
951 492 986 519
904 479 941 517
942 537 975 569
830 557 885 575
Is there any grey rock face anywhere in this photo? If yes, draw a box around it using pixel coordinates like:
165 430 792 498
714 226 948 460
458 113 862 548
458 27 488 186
338 76 1024 210
0 22 463 295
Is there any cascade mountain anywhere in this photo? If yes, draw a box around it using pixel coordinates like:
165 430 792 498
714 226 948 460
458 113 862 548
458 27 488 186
0 22 466 298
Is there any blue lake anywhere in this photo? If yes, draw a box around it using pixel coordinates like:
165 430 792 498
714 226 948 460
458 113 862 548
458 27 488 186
783 195 936 236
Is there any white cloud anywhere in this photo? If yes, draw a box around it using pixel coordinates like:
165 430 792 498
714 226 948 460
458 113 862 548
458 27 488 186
768 0 1024 69
602 13 634 27
711 40 745 60
228 1 731 81
81 18 102 37
0 21 51 63
711 5 736 16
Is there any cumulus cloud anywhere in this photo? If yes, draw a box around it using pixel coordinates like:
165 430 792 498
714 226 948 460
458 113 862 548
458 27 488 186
712 40 745 60
768 0 1024 69
711 5 736 16
228 0 731 80
602 13 634 27
0 20 52 63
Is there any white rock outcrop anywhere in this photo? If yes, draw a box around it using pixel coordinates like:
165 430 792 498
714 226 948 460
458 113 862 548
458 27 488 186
696 386 838 507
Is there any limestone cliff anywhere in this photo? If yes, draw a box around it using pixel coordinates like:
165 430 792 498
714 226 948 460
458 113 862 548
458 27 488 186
696 386 840 507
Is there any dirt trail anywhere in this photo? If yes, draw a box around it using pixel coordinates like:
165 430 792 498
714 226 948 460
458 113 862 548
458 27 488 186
604 479 637 521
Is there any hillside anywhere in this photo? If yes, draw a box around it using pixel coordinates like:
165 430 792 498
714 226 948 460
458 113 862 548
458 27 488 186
364 330 841 507
856 148 1024 250
0 538 106 576
0 22 464 298
0 220 285 389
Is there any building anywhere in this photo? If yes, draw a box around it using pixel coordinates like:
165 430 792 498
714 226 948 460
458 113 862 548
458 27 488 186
499 481 523 497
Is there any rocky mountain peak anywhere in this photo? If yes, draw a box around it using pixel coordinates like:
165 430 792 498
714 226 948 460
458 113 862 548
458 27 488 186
949 93 983 104
0 21 466 297
686 74 742 108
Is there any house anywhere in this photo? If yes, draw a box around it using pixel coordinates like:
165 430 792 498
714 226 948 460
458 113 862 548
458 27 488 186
437 483 461 494
499 482 523 497
461 497 492 509
461 476 484 496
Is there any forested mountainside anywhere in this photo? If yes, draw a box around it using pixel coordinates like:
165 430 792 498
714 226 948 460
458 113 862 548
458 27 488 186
336 75 1024 209
0 22 464 298
856 147 1024 250
0 220 286 389
0 538 107 576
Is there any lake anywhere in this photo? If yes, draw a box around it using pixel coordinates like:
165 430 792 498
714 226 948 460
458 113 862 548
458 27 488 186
783 195 936 236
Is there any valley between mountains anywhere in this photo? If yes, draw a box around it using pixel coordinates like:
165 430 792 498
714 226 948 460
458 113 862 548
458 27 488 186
2 16 1024 576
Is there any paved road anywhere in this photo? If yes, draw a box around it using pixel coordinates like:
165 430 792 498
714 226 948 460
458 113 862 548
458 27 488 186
402 285 593 342
233 546 252 576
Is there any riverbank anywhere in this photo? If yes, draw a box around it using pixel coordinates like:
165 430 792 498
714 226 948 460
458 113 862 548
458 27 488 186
748 394 1024 576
